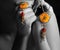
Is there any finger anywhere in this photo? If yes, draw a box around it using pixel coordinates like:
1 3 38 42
19 8 34 19
42 2 53 12
40 0 44 3
43 2 50 10
23 8 33 14
38 0 44 4
27 15 36 25
25 15 36 26
38 1 50 12
24 10 35 20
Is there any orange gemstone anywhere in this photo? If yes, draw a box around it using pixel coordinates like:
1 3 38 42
39 12 50 23
20 2 28 9
41 28 46 32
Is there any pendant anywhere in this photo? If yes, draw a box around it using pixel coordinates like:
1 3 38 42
40 27 46 39
19 2 29 9
20 11 25 24
39 12 50 23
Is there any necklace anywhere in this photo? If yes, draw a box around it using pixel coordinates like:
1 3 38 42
39 5 50 40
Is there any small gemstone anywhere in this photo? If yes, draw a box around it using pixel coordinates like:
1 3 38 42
41 28 46 32
20 12 24 17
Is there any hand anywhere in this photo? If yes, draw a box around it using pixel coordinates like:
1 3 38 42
40 0 54 13
21 8 36 26
17 5 36 50
37 0 55 39
17 7 36 36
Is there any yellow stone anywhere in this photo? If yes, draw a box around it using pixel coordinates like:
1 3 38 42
20 2 29 9
39 12 50 23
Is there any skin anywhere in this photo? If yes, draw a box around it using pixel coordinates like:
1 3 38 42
0 0 60 50
32 0 60 50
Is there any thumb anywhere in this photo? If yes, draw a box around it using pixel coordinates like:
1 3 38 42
41 1 50 12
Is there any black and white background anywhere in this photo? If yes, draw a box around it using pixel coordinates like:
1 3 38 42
0 0 60 50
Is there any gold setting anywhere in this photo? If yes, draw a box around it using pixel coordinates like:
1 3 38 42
19 2 29 9
39 12 50 23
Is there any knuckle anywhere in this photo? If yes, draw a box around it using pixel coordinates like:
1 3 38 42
43 2 53 12
23 8 33 14
49 6 54 12
50 6 53 10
